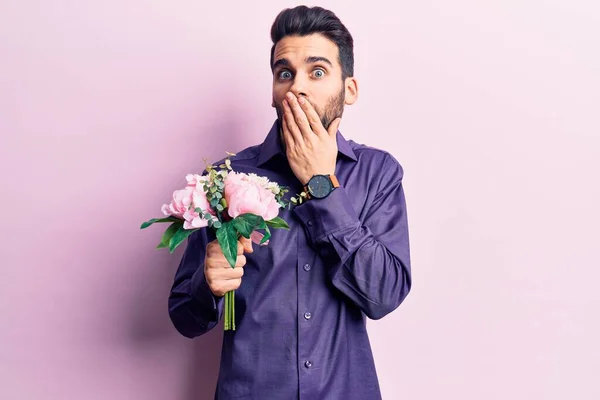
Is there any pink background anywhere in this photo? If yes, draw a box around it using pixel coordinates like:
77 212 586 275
2 1 599 399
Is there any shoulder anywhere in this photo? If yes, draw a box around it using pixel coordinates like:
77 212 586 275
203 143 262 173
348 140 405 180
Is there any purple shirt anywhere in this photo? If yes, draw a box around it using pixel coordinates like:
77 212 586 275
168 120 412 399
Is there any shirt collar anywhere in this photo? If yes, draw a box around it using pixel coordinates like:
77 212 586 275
257 119 358 167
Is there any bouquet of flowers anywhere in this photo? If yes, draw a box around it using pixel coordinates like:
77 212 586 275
141 153 290 331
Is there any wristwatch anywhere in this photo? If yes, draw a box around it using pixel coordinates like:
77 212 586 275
303 174 340 200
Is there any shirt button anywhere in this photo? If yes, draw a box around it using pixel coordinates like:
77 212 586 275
303 263 311 271
307 220 313 227
304 360 312 368
304 312 312 320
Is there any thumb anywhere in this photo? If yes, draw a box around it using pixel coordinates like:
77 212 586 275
239 236 254 253
327 117 342 138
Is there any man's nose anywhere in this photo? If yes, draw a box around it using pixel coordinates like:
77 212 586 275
289 75 308 98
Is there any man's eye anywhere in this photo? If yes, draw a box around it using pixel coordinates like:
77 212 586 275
313 69 325 78
279 71 292 80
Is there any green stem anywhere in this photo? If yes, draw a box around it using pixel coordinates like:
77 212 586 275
224 290 236 331
232 290 235 330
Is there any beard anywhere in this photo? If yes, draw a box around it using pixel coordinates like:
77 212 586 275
275 87 345 137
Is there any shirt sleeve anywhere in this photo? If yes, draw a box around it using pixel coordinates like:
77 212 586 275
168 227 224 338
292 154 412 320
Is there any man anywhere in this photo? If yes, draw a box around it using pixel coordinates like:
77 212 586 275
168 5 411 399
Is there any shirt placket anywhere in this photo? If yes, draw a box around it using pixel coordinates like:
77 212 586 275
297 218 317 400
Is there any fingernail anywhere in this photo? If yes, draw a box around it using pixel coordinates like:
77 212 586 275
286 92 294 100
282 99 288 107
298 97 305 105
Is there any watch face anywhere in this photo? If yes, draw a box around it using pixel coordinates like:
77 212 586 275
308 175 333 198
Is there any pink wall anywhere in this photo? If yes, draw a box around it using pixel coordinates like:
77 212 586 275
2 1 599 399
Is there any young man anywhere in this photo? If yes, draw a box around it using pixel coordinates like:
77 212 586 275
168 6 412 399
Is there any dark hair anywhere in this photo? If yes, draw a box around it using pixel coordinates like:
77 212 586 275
270 6 354 80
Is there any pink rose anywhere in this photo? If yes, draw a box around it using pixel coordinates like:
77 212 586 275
225 172 281 221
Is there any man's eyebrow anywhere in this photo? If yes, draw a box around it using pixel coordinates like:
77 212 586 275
273 58 290 70
305 56 332 67
273 56 333 70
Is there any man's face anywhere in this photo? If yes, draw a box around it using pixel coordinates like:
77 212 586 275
271 33 356 133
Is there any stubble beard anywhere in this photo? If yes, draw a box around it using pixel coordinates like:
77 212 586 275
275 88 345 148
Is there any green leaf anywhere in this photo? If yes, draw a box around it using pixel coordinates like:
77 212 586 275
210 198 219 207
260 225 271 244
168 225 196 253
213 220 222 229
233 214 264 238
216 204 224 212
157 222 181 249
216 221 238 268
265 216 290 230
140 216 178 229
233 213 272 244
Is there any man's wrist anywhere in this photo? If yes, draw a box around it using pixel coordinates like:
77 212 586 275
303 173 340 200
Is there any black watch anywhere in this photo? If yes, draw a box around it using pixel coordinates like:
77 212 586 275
303 174 340 200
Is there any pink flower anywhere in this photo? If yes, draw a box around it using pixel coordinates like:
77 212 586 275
225 172 281 221
251 231 269 246
185 173 206 188
162 175 217 229
161 187 193 218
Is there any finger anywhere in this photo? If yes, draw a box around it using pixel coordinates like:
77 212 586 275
213 278 243 296
287 93 313 138
282 98 304 146
327 117 342 138
297 96 326 136
234 254 247 268
207 264 244 282
237 241 244 255
227 278 242 291
281 114 295 154
239 236 253 253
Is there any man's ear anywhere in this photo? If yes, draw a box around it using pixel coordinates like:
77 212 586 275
344 77 358 106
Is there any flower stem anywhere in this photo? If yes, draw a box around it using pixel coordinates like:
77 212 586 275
224 290 236 331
